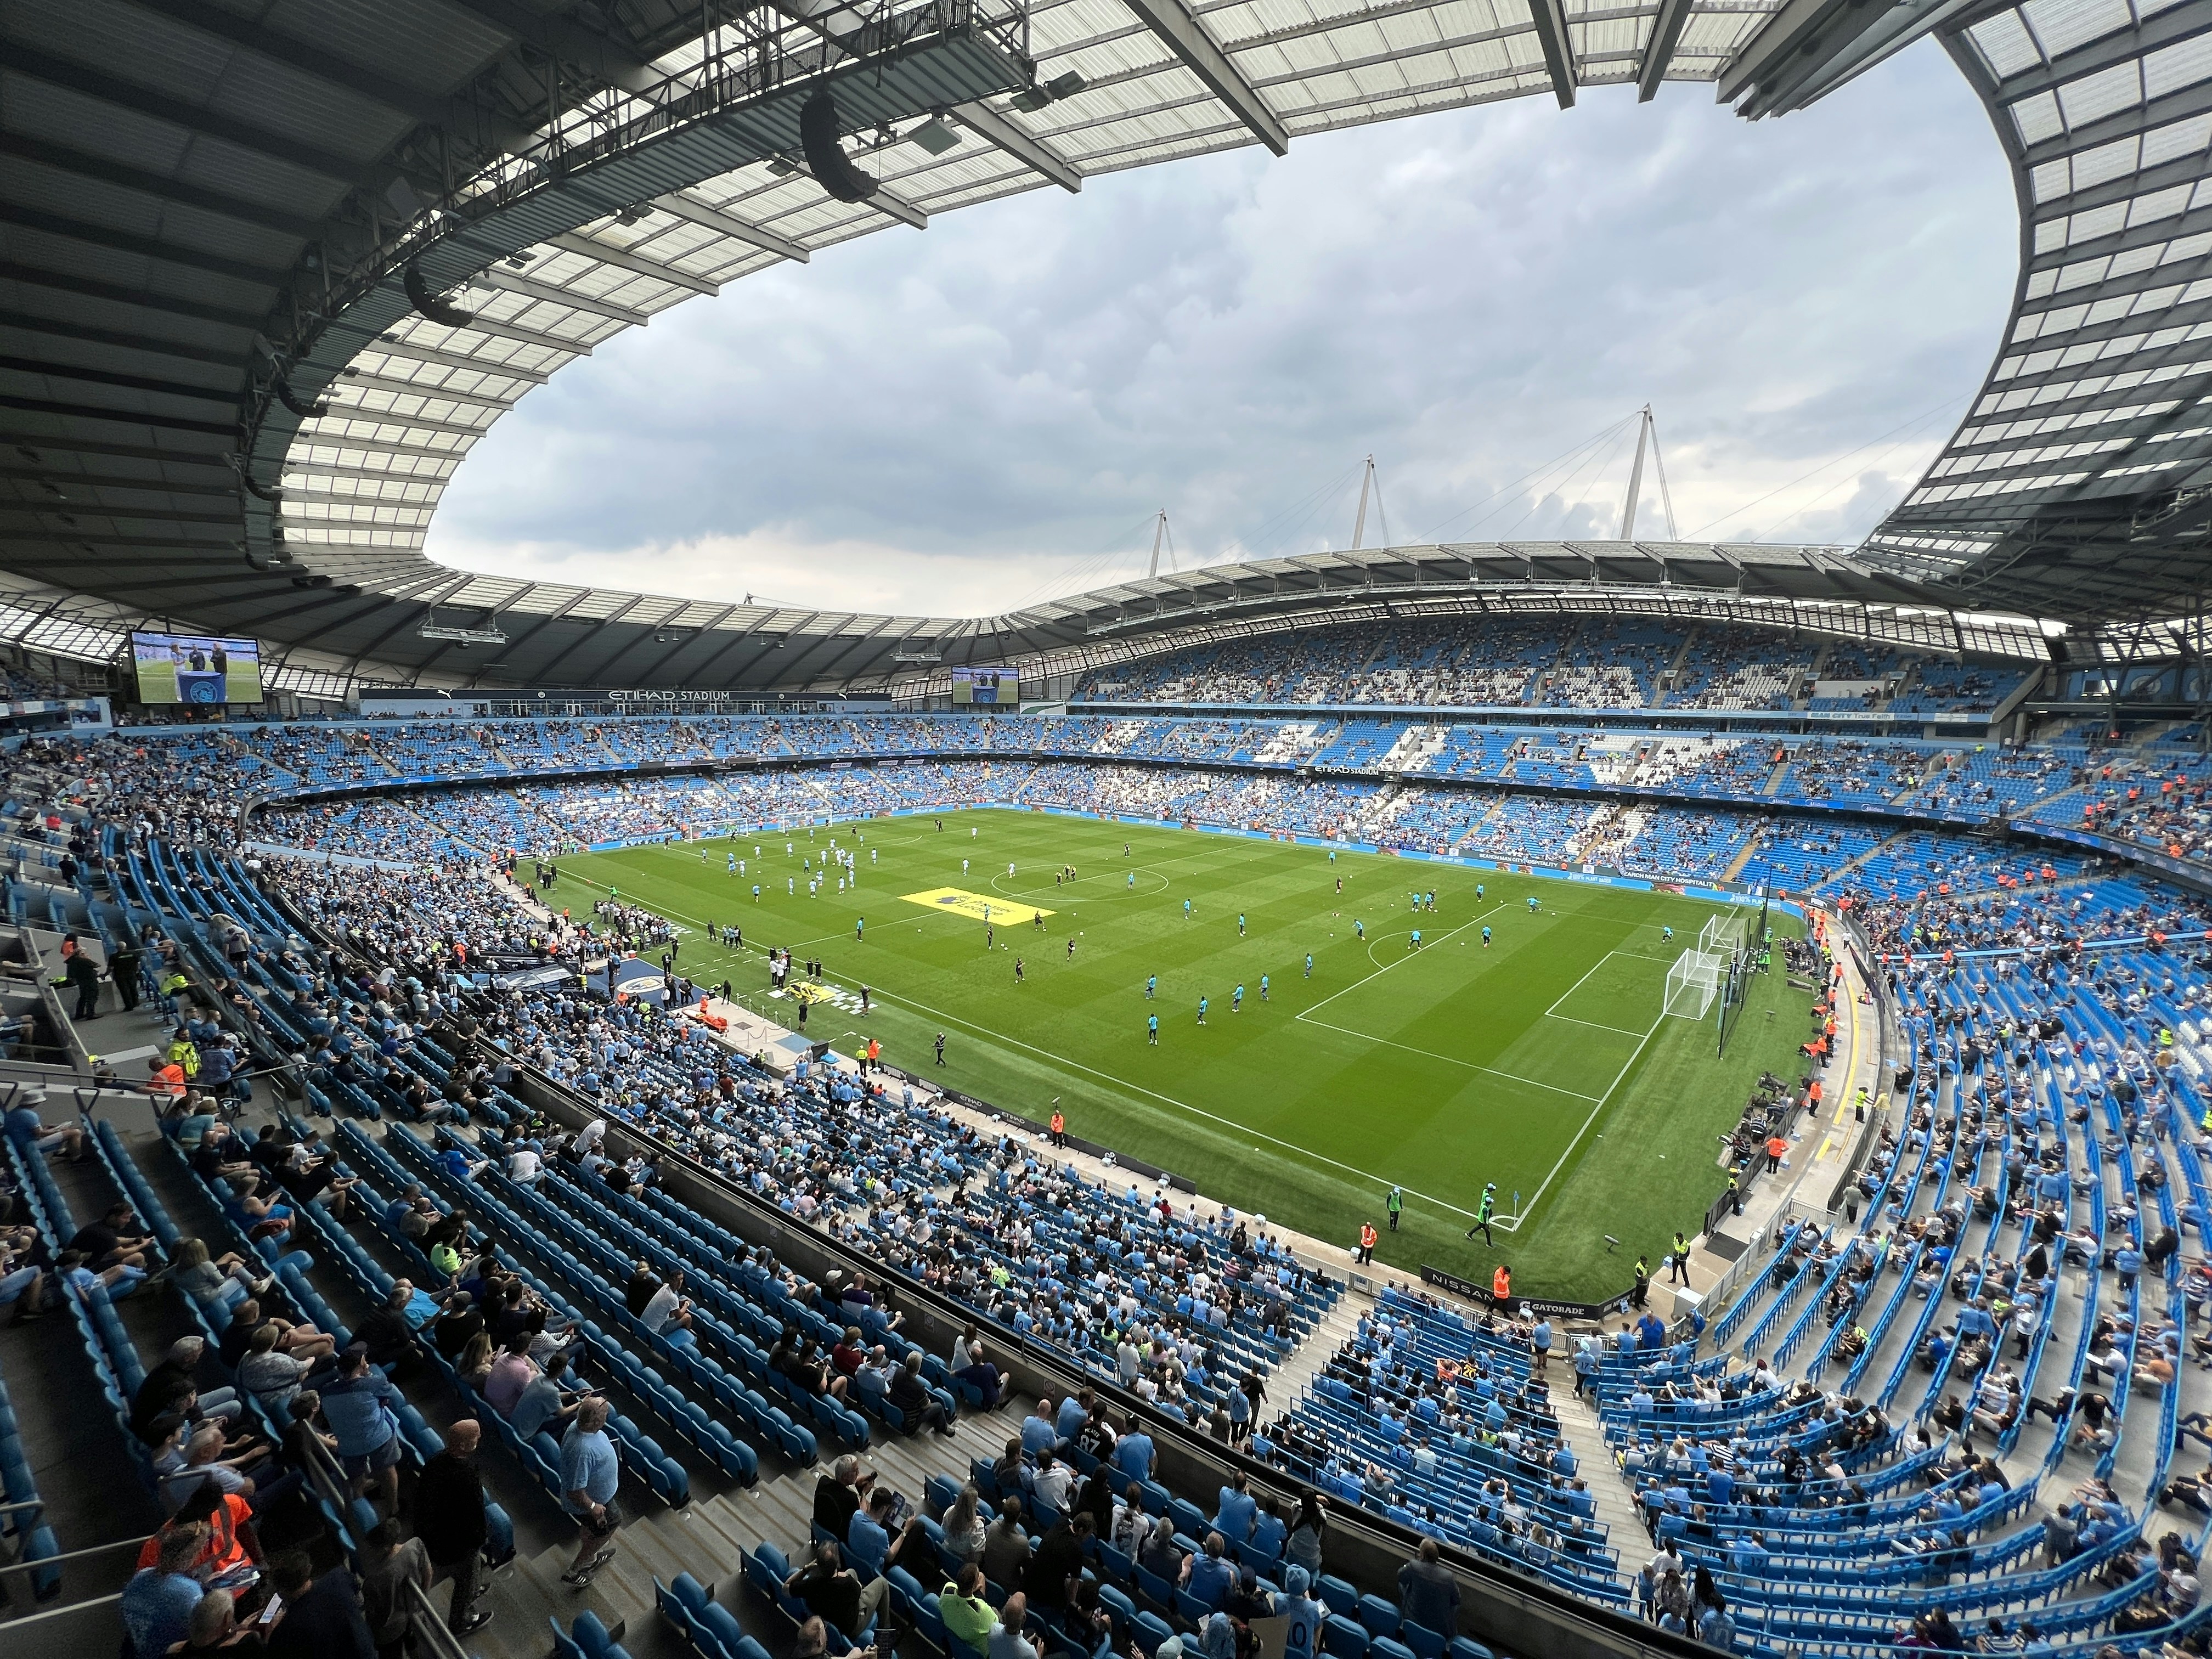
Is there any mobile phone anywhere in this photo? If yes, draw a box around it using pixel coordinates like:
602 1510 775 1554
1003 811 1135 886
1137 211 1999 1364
258 1593 285 1626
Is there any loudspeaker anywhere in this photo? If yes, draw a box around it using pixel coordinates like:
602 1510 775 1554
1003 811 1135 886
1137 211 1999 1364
404 266 475 329
799 90 877 203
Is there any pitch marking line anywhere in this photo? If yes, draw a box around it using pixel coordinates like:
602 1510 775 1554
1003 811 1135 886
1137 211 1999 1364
1296 1016 1604 1102
1295 901 1505 1024
559 870 1483 1218
1492 1003 1668 1233
1542 950 1656 1038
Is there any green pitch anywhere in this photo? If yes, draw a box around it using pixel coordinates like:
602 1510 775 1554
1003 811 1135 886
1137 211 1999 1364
558 809 1815 1300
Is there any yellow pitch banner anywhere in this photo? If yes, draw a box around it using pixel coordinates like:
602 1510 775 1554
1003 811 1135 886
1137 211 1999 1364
900 887 1052 923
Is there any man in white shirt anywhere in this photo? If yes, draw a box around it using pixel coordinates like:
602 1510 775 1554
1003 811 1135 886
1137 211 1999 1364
507 1143 543 1186
642 1271 696 1348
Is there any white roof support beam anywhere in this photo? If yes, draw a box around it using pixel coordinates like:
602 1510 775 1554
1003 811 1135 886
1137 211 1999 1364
865 185 930 230
650 193 810 263
1524 0 1578 108
359 338 551 384
1638 0 1692 101
547 231 721 297
333 371 518 410
1117 0 1291 156
472 269 652 325
951 100 1084 193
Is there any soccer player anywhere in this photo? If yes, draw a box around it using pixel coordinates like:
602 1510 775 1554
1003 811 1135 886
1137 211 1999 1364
1662 926 1674 943
1465 1183 1497 1244
1124 843 1130 856
1233 984 1244 1013
1146 975 1156 998
1476 883 1485 900
1066 938 1076 959
1260 974 1269 1001
1147 1013 1159 1044
1015 957 1025 984
1183 899 1192 920
963 858 969 874
1335 876 1342 894
1128 871 1135 888
1238 913 1246 936
1304 953 1313 978
1426 890 1436 911
727 852 737 873
753 884 761 903
1527 895 1539 913
1197 996 1208 1025
1034 910 1045 932
1354 920 1364 940
1009 862 1016 878
1481 926 1491 947
787 878 794 896
855 916 864 941
1409 929 1421 951
935 1032 947 1065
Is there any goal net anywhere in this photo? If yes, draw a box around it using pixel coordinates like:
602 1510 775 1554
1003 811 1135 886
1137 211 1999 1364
1664 947 1727 1020
1699 912 1748 958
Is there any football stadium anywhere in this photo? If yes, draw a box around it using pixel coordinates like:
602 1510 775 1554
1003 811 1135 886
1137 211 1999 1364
2 1 2211 1658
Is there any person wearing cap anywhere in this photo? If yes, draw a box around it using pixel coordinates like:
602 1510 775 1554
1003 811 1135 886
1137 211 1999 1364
4 1088 86 1161
323 1343 404 1514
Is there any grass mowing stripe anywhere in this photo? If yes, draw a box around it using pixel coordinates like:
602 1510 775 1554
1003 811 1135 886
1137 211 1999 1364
554 864 1485 1217
550 810 1814 1297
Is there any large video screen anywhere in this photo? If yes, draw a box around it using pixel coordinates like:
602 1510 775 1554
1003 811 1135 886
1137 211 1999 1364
951 667 1017 706
131 631 263 706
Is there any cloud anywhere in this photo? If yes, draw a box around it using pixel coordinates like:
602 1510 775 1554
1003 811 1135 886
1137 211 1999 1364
427 41 2017 616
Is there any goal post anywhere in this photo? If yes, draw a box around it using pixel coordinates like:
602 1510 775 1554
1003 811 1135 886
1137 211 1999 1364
1699 911 1748 958
1663 947 1726 1021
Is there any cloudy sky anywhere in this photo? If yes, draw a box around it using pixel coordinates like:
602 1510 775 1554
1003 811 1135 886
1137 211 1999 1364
426 41 2018 619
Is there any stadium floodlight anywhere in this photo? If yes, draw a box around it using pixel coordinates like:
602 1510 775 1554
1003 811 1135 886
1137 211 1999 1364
893 649 943 663
419 621 508 645
1663 947 1726 1021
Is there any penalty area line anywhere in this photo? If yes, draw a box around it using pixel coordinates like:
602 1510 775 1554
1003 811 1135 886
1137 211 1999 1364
1489 1007 1667 1232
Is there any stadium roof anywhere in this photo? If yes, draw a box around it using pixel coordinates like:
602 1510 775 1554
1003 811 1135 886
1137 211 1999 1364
1 0 2207 698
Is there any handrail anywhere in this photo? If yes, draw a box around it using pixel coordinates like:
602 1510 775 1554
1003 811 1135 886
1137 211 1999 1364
0 1534 154 1573
0 1590 123 1626
402 1576 472 1659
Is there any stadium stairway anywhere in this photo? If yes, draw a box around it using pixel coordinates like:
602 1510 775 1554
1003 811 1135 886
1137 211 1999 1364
1544 1385 1649 1548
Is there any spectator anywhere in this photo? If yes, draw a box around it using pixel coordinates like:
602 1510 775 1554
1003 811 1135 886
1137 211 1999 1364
990 1591 1039 1659
262 1548 374 1659
786 1540 888 1641
358 1520 429 1659
411 1419 492 1635
1397 1538 1461 1635
121 1521 205 1659
558 1397 623 1585
320 1344 403 1514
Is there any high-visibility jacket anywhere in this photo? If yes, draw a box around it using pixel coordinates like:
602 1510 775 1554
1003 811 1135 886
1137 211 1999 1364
1493 1268 1511 1300
1359 1224 1376 1250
